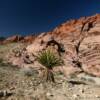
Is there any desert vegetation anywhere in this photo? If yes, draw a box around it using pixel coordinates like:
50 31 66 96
37 49 63 82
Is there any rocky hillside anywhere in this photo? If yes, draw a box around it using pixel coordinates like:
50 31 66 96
1 14 100 100
0 35 36 44
6 14 100 77
26 14 100 76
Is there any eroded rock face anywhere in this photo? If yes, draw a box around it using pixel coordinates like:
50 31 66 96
51 14 100 39
3 35 24 44
1 35 36 44
22 35 36 43
79 36 100 77
7 14 100 77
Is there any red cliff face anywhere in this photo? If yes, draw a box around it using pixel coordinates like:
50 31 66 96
22 35 36 43
50 14 100 39
5 14 100 77
3 35 24 44
1 35 36 44
2 14 100 44
26 14 100 77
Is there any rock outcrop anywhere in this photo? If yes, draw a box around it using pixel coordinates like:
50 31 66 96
7 14 100 77
3 35 24 44
0 35 36 44
22 35 36 43
26 14 100 77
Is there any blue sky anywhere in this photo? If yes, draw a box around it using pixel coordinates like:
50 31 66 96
0 0 100 37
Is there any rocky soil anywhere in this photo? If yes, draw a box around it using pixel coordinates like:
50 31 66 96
0 60 100 100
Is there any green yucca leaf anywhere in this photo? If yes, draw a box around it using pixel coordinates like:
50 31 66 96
37 49 63 69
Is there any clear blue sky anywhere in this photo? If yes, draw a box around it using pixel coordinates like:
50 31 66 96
0 0 100 37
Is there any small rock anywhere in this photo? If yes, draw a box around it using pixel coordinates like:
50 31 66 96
73 94 79 99
95 95 100 98
0 90 13 97
79 89 84 93
68 79 87 85
10 87 15 90
46 92 53 97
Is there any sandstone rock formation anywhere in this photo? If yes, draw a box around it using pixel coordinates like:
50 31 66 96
0 35 36 44
3 35 24 44
7 14 100 77
22 35 36 43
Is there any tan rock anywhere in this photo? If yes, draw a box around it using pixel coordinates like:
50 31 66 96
3 35 23 44
6 14 100 77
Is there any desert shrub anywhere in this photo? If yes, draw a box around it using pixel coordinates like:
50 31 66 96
37 49 63 82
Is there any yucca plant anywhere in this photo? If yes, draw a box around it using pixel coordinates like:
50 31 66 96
37 49 63 82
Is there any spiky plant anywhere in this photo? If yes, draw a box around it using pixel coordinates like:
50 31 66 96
37 49 63 82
